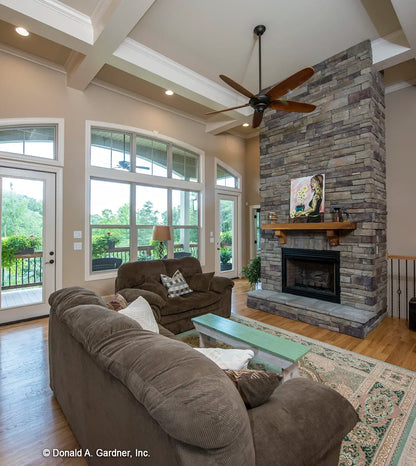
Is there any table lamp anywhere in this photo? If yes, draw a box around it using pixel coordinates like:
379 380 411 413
152 225 171 259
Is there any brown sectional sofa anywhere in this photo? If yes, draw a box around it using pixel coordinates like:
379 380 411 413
49 286 358 466
115 257 234 334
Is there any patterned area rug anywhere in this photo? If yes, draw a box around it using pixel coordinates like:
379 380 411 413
180 314 416 466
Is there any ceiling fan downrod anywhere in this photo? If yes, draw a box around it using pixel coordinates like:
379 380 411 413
254 25 266 94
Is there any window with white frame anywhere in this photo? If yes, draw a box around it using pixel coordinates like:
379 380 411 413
88 126 202 274
0 125 57 160
216 163 240 189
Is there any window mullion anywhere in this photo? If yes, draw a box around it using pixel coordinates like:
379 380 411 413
130 183 137 262
131 132 136 172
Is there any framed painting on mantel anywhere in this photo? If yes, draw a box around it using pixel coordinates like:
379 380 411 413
290 174 325 223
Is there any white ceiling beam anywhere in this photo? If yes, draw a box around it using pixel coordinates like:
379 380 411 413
66 0 155 90
111 38 252 117
391 0 416 57
371 30 413 71
0 0 92 44
0 2 92 54
205 119 246 135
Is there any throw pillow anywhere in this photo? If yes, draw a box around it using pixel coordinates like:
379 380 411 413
160 269 193 298
223 369 283 408
105 293 128 311
119 296 159 333
194 348 254 370
188 272 215 292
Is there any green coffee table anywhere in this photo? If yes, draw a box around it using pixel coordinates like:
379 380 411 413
192 313 310 381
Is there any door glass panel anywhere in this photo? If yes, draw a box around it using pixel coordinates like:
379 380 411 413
220 199 234 271
1 177 44 308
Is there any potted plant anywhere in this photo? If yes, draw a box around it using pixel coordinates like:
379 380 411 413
1 234 42 268
220 247 232 271
242 256 261 289
91 231 121 258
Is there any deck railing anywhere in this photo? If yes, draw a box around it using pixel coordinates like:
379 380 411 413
1 244 199 289
1 252 43 290
386 254 416 319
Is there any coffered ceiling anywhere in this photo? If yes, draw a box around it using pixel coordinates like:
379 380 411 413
0 0 415 138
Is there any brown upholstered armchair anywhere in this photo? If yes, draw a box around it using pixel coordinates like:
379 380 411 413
115 257 234 334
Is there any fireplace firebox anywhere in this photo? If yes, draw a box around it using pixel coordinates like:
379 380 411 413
282 248 340 303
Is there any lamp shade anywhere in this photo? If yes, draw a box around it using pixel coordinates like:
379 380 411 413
152 225 171 241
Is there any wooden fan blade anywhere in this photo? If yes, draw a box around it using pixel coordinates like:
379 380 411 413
270 100 316 113
266 67 315 101
252 111 264 128
220 75 256 99
205 103 249 115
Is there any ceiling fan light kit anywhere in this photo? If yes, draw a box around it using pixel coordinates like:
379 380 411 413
207 25 317 128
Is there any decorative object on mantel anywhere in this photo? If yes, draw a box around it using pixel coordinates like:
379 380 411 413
268 212 278 222
332 207 342 222
205 25 316 128
290 174 325 223
262 221 356 246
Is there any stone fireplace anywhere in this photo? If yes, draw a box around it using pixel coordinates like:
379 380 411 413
247 40 387 338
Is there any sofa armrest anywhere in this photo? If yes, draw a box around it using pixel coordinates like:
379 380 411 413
210 276 234 293
248 378 358 466
118 288 166 322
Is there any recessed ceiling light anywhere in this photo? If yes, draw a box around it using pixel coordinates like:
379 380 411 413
242 123 250 127
16 26 29 37
165 90 174 96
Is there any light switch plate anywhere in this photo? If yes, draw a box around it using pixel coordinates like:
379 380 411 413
73 231 82 239
73 242 82 250
210 237 214 243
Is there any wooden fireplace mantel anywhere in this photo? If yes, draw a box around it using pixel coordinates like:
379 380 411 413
262 222 357 246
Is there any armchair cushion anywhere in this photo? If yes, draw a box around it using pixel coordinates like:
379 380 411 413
188 272 215 292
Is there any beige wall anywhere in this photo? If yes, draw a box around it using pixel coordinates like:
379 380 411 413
243 136 260 263
0 51 246 296
386 86 416 256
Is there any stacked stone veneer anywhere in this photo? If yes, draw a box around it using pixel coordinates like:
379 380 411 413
259 40 386 320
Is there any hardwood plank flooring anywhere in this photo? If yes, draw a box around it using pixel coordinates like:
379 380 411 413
1 278 416 465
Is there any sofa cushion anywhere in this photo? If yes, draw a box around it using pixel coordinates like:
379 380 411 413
57 304 253 451
139 279 168 300
116 261 167 291
119 296 159 333
163 256 202 279
161 270 193 298
188 272 215 292
160 290 221 316
224 369 283 408
49 286 107 313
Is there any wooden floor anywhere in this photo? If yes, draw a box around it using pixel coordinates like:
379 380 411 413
1 278 416 465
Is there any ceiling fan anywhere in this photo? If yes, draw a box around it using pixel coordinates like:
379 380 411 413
206 25 316 128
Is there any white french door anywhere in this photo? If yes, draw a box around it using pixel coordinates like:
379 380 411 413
0 167 56 323
215 192 239 279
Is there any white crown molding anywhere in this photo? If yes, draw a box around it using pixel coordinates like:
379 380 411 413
0 0 93 44
113 38 252 117
0 43 65 74
91 78 207 126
